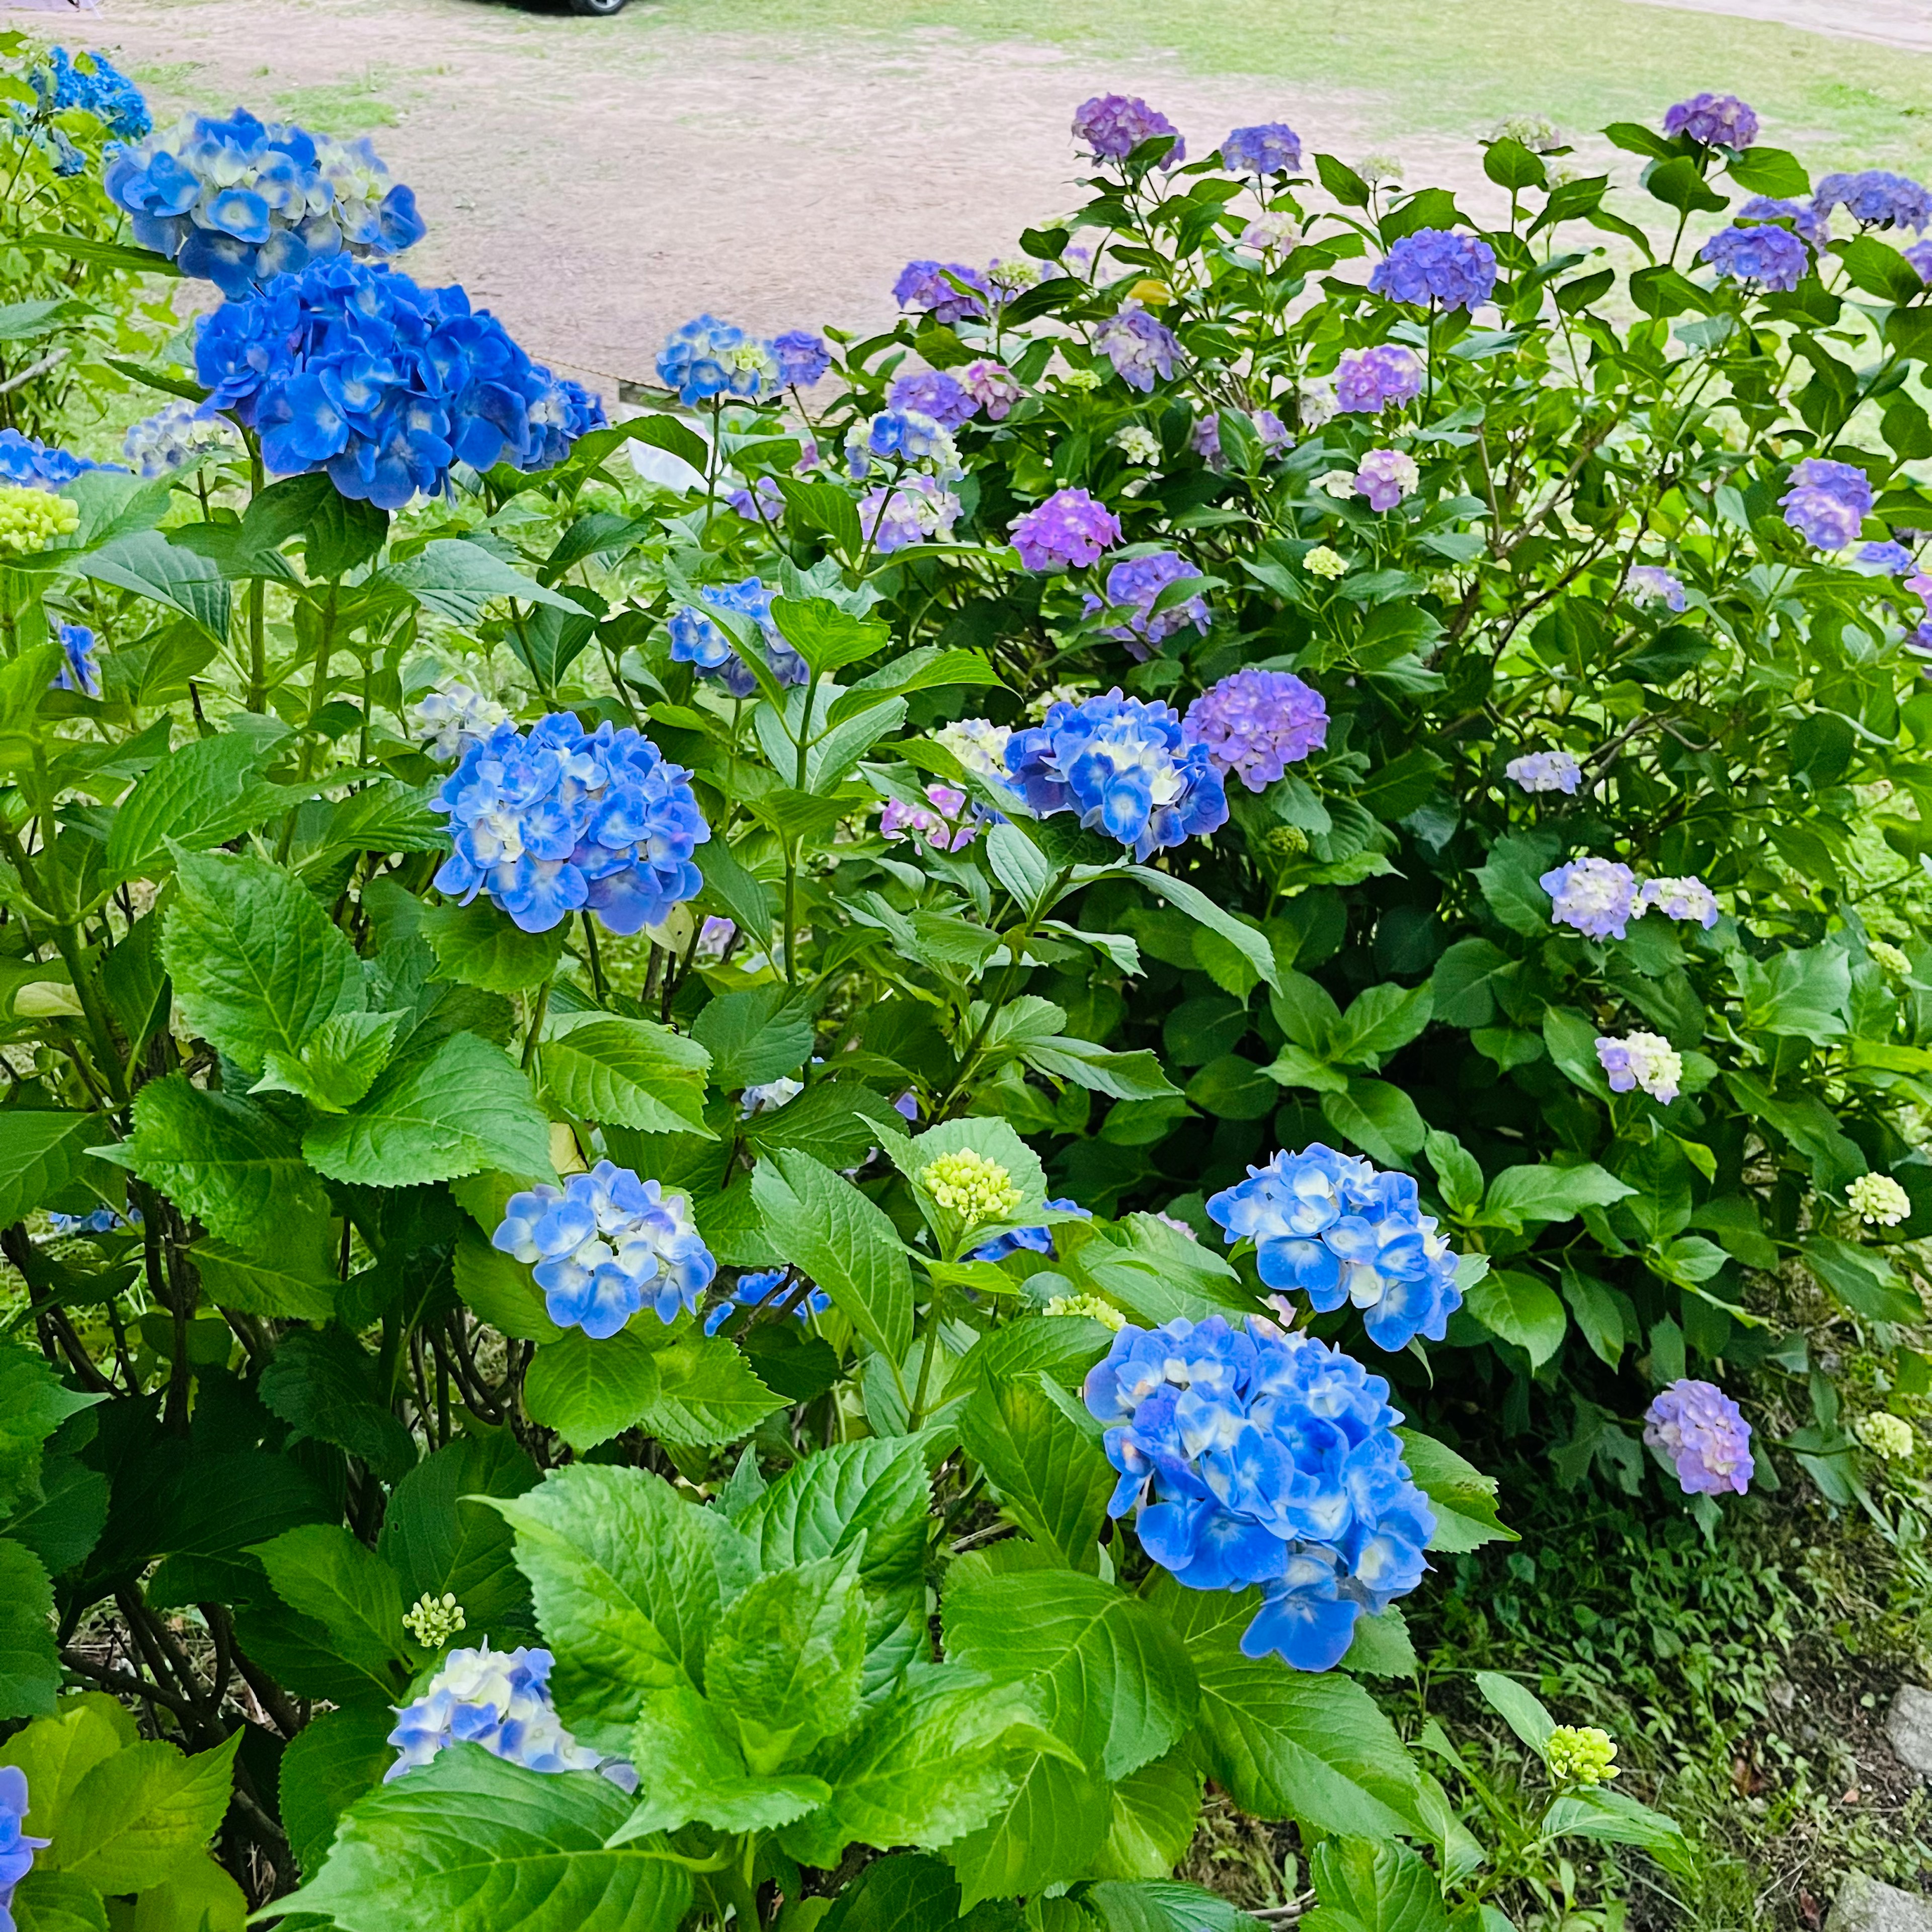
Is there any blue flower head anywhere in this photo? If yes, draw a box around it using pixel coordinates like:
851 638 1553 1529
433 713 710 935
1206 1144 1464 1351
1221 123 1302 177
38 48 150 139
657 316 781 407
1369 228 1498 310
973 1198 1090 1262
53 624 100 698
1085 1313 1436 1670
1005 689 1228 860
0 428 115 491
0 1763 50 1923
494 1160 717 1337
772 330 832 386
667 576 809 698
386 1642 606 1782
704 1266 831 1335
1700 222 1808 291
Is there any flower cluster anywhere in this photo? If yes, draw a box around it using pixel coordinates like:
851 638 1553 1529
772 329 831 386
1087 552 1209 655
197 259 603 507
1222 122 1302 176
1546 1726 1620 1787
1095 303 1179 392
860 473 961 552
1009 488 1121 570
37 46 150 139
1639 875 1720 926
657 315 780 405
1240 211 1304 256
0 427 110 491
1595 1030 1683 1103
403 1591 467 1648
886 369 978 431
668 577 808 697
1354 448 1419 511
1628 564 1688 610
1813 170 1931 230
1737 194 1829 251
1663 92 1758 148
432 712 709 935
972 1197 1089 1261
1206 1145 1464 1351
740 1076 803 1116
1700 222 1808 291
1304 544 1348 581
411 681 511 761
704 1266 830 1336
1856 1411 1916 1460
1643 1378 1753 1495
845 408 958 478
1848 1172 1912 1227
1540 858 1720 940
1860 539 1916 574
106 109 425 296
1043 1292 1127 1330
0 487 77 557
892 260 990 325
48 1204 137 1236
1007 690 1228 859
1073 94 1184 164
1781 457 1872 551
960 359 1021 419
920 1150 1023 1228
386 1644 602 1782
880 783 978 852
1370 228 1497 310
0 1767 48 1927
1872 940 1914 978
122 398 242 477
1183 668 1329 792
1086 1314 1436 1671
493 1160 716 1338
53 623 100 699
1507 748 1582 794
1336 346 1423 414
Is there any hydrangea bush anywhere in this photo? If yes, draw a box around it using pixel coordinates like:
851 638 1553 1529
0 50 1925 1932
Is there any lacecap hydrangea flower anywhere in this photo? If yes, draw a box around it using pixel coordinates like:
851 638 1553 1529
432 713 709 935
1848 1172 1912 1227
880 783 978 852
53 623 100 699
1010 487 1121 570
386 1643 603 1782
1007 690 1228 859
1336 345 1424 414
1643 1378 1753 1495
973 1197 1090 1261
1354 448 1419 511
1207 1144 1464 1351
1663 92 1759 149
658 316 780 407
704 1266 830 1336
1370 229 1498 310
1595 1031 1682 1103
1086 1313 1437 1670
668 577 808 698
37 47 150 139
1628 564 1687 610
1095 303 1179 393
1184 668 1329 792
122 398 242 477
1539 856 1640 939
411 681 510 761
1086 552 1210 656
1814 170 1931 230
893 260 990 325
1700 222 1808 291
494 1160 715 1337
1781 457 1873 551
197 258 604 508
771 330 831 386
106 109 425 297
1073 94 1184 164
1507 749 1582 794
860 474 961 553
0 1766 49 1926
1222 122 1302 176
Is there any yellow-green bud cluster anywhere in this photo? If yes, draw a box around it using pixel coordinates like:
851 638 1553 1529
1871 941 1913 979
1043 1293 1127 1332
1856 1412 1915 1461
402 1590 467 1648
1303 544 1348 580
1545 1724 1619 1787
920 1149 1023 1228
1848 1172 1911 1228
0 486 77 556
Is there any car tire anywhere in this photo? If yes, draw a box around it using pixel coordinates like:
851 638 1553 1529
567 0 630 14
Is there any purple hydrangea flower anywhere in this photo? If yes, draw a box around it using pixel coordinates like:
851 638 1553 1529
1087 551 1210 657
860 473 960 552
1010 487 1122 570
772 330 831 386
1540 856 1640 940
1073 94 1184 165
1738 195 1830 251
1370 229 1498 310
1191 415 1224 469
887 368 977 430
1095 303 1179 392
960 359 1021 420
1814 170 1932 231
1184 668 1329 791
1781 456 1873 551
880 782 978 852
1506 749 1582 794
1909 240 1932 283
1860 539 1916 573
1354 448 1419 511
1255 408 1293 454
0 1767 49 1928
1700 222 1808 291
1336 345 1425 415
1628 565 1688 610
893 259 991 325
1637 874 1720 928
53 622 100 698
1644 1378 1754 1495
1663 93 1759 149
1222 122 1302 176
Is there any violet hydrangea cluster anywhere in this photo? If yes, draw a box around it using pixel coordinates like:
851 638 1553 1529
1596 1031 1683 1103
1539 858 1720 940
886 369 979 431
669 577 808 697
196 258 604 507
106 108 425 296
432 713 709 935
0 1766 48 1928
1506 749 1582 794
1781 457 1873 551
1183 668 1329 792
892 260 991 325
771 330 831 386
1085 1313 1437 1671
1006 690 1228 859
1335 345 1423 415
1663 93 1759 149
494 1160 716 1338
1813 170 1931 230
1222 122 1302 176
1737 195 1829 252
1370 229 1497 310
1354 448 1419 511
1206 1145 1464 1351
1087 552 1210 656
386 1643 603 1783
1073 94 1184 164
1643 1378 1754 1495
1628 564 1688 610
880 783 978 852
1095 303 1179 392
1009 487 1121 570
860 473 961 552
657 316 781 406
1700 222 1808 291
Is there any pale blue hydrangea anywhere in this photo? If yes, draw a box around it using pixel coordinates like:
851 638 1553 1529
1638 874 1720 928
1628 565 1688 610
53 623 99 698
1506 749 1582 794
859 474 961 552
1781 457 1873 551
0 1766 49 1927
36 47 150 139
122 397 242 477
1859 540 1916 574
658 316 780 406
1738 195 1829 252
668 577 808 698
1596 1030 1682 1103
771 330 831 386
1539 856 1641 940
411 682 510 761
886 369 977 430
845 408 958 478
386 1643 603 1781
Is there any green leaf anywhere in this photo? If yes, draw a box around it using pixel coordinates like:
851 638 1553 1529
453 1222 561 1343
10 1871 109 1932
0 1539 57 1720
1022 1033 1179 1100
0 1112 110 1229
1087 1757 1206 1883
751 1149 913 1361
540 1014 712 1136
1463 1269 1567 1367
1339 1604 1417 1680
632 1331 783 1447
1126 869 1279 993
815 1853 960 1932
7 1454 107 1577
1087 1879 1261 1932
943 1566 1197 1779
380 539 583 627
163 849 363 1075
492 1464 758 1755
1542 1006 1611 1098
1539 1787 1691 1869
1304 1836 1448 1932
255 1010 404 1113
1481 1162 1633 1229
47 1732 238 1892
250 1525 412 1687
1473 1671 1556 1751
957 1373 1115 1572
1474 832 1560 939
377 1432 541 1641
694 838 773 945
1328 983 1433 1067
523 1326 663 1451
278 1705 396 1878
946 1741 1111 1909
0 1341 100 1515
1395 1430 1516 1551
280 1745 694 1932
1320 1077 1426 1166
105 732 286 884
259 1328 418 1481
1800 1235 1922 1325
613 1682 831 1838
691 989 814 1089
191 1237 339 1323
131 1853 248 1931
304 1032 554 1187
1642 155 1729 214
419 898 568 995
82 532 230 641
769 597 891 676
739 1437 932 1594
1724 144 1809 197
0 1696 134 1834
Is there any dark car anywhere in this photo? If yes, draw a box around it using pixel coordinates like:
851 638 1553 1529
568 0 629 12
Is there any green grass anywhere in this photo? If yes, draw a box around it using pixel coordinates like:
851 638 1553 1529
270 75 401 133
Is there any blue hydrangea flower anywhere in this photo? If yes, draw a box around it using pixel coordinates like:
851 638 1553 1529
1072 94 1185 165
844 408 959 478
1859 539 1916 574
657 316 780 406
1006 689 1228 860
0 1766 50 1926
494 1160 716 1337
772 330 831 386
53 623 99 698
1628 564 1687 610
887 369 978 430
893 260 991 325
37 47 150 139
1085 1313 1436 1670
1085 552 1210 658
123 398 242 477
105 110 423 296
1663 93 1758 149
667 577 809 698
1781 456 1873 551
1222 122 1302 176
1539 855 1640 940
1207 1144 1464 1350
0 427 114 491
196 258 603 508
48 1204 139 1236
705 1266 831 1335
1644 1379 1753 1495
433 713 709 935
1737 195 1829 252
1700 222 1808 291
973 1198 1090 1261
1095 303 1179 392
1183 668 1328 792
1370 228 1497 310
1505 748 1581 795
386 1643 605 1781
1814 170 1931 231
